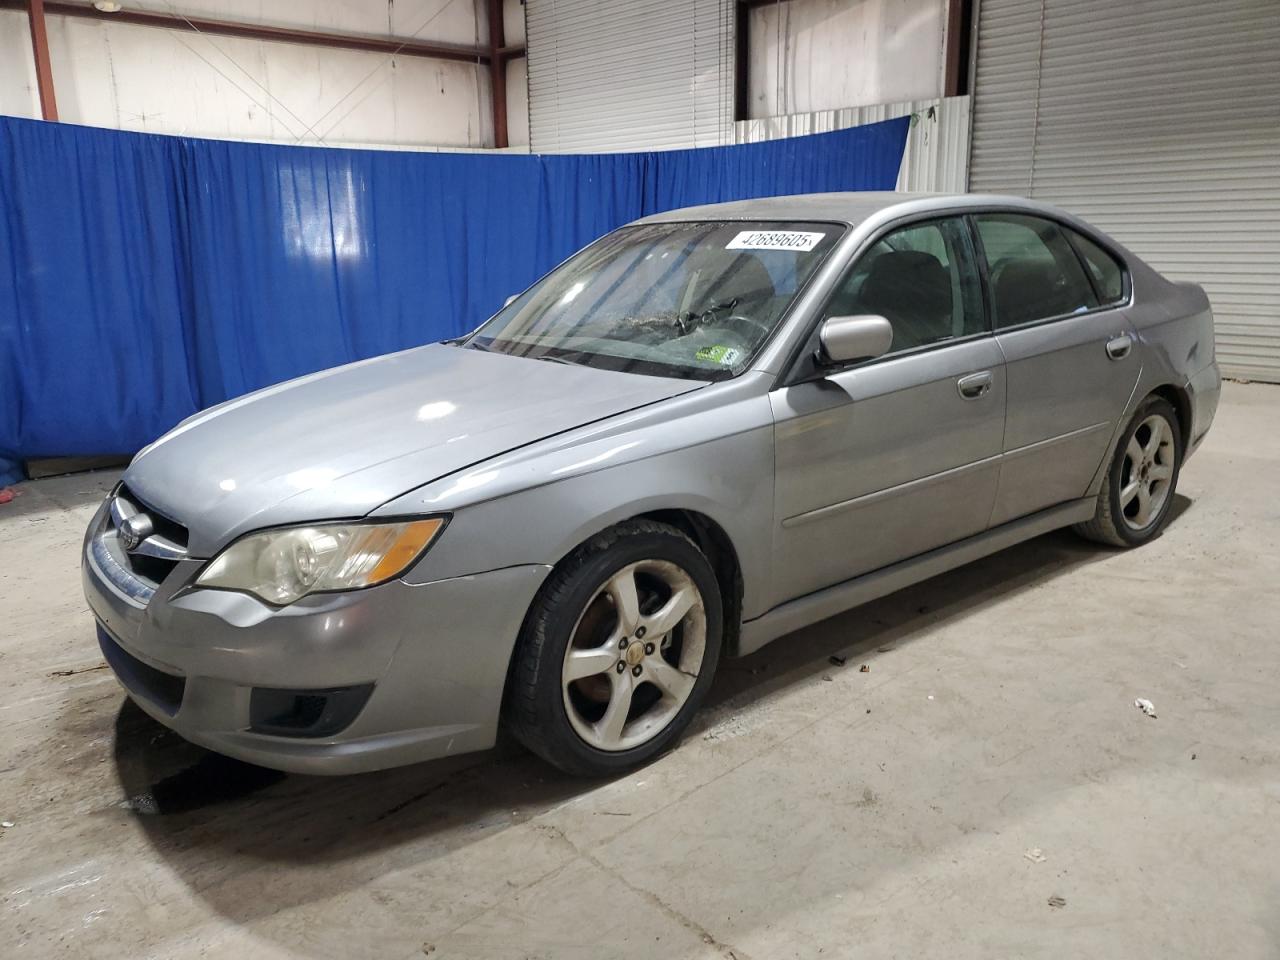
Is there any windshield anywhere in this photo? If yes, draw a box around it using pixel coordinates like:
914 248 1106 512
462 220 844 380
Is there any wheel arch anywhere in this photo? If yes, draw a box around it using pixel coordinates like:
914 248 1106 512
1084 378 1193 503
1148 382 1192 451
632 508 744 658
503 505 747 696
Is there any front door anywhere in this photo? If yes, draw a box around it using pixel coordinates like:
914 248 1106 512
973 213 1141 525
769 216 1005 608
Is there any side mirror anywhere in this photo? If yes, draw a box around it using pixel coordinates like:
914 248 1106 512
503 294 519 308
817 314 893 366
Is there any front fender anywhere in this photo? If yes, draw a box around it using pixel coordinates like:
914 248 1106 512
381 400 776 620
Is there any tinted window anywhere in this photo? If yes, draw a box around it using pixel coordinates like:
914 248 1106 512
826 218 985 353
975 214 1098 328
1067 229 1126 304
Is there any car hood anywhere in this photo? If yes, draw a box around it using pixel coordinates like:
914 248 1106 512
124 344 702 556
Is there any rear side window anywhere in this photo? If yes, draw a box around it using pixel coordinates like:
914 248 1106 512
1066 229 1126 304
974 214 1098 328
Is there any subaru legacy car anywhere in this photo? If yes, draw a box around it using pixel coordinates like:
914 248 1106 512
83 193 1220 777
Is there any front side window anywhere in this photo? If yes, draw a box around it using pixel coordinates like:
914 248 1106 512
975 214 1099 328
824 217 985 354
1066 228 1126 304
465 220 844 381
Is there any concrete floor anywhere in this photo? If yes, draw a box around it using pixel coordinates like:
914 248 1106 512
2 382 1278 959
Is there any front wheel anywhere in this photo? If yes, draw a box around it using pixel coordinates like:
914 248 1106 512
1074 395 1183 547
505 520 723 777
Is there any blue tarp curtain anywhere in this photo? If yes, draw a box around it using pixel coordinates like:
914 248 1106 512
0 114 908 485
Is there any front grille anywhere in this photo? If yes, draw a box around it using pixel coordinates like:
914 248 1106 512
120 485 189 548
127 550 179 585
97 625 186 716
107 485 190 589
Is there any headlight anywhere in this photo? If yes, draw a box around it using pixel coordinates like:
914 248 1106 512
196 518 446 605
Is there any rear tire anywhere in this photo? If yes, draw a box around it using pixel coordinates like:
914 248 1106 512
504 519 723 777
1074 396 1182 547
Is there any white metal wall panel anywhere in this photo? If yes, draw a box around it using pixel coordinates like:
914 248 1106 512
745 0 948 116
735 96 971 193
526 0 733 153
970 0 1280 381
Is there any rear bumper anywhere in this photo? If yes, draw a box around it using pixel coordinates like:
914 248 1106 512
83 513 549 774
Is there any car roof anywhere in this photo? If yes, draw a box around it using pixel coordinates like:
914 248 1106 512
634 192 1071 228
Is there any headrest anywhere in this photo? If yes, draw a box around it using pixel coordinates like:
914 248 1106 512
992 260 1067 326
860 250 951 317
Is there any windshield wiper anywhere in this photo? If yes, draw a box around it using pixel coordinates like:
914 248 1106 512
534 353 578 365
676 297 739 335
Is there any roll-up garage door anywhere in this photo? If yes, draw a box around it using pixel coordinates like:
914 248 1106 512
525 0 733 153
970 0 1280 381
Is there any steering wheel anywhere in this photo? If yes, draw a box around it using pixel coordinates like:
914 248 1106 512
718 314 771 340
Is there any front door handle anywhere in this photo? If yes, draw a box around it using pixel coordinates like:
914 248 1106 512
957 370 993 400
1106 334 1133 360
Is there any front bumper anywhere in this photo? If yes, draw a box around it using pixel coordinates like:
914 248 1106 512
83 503 549 774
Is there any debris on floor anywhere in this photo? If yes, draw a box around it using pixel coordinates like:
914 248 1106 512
1134 698 1158 718
1047 895 1067 909
859 664 870 673
828 654 847 666
1 820 14 828
1024 848 1047 863
49 663 108 678
0 487 16 505
822 674 833 682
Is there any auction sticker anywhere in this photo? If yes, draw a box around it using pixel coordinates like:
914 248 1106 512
726 230 825 252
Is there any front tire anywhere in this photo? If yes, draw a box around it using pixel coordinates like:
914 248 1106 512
505 519 723 777
1075 395 1183 547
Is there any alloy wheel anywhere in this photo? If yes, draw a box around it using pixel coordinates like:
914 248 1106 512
561 559 707 752
1120 413 1175 530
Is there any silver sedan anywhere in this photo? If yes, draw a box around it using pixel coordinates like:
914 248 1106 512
82 192 1221 777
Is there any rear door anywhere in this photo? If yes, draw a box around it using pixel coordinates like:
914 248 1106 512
768 216 1005 607
974 213 1140 525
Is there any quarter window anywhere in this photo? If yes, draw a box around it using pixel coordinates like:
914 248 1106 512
974 214 1099 328
1066 229 1126 304
825 218 985 354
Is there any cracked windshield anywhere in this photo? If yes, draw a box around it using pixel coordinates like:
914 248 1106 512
464 220 844 380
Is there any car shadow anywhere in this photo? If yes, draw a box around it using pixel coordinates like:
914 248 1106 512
108 495 1193 927
703 494 1191 713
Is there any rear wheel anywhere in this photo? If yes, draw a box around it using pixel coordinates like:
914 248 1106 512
1074 396 1182 547
505 520 722 777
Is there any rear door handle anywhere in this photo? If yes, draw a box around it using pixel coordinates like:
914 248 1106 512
957 370 993 400
1106 334 1133 360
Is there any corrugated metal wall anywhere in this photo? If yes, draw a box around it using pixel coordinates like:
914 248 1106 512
525 0 733 153
970 0 1280 382
734 96 971 193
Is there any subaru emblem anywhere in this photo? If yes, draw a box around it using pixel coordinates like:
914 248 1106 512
119 514 153 552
